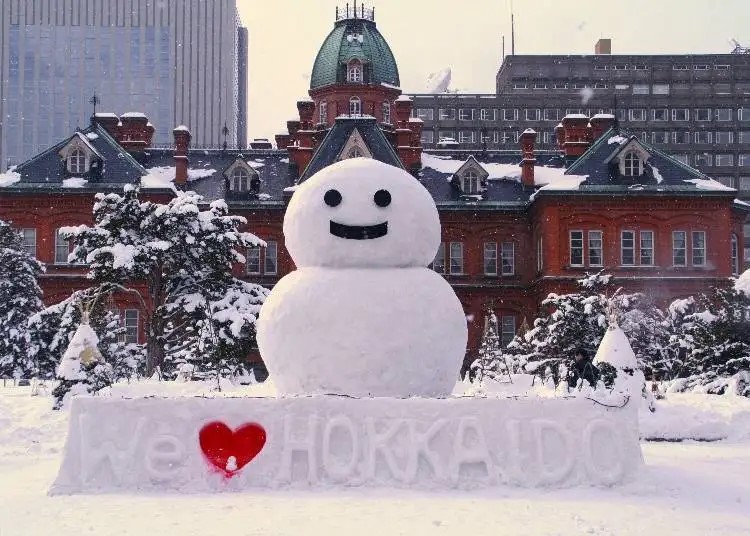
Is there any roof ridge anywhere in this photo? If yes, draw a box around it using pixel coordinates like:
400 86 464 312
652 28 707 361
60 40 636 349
91 124 149 175
564 127 616 175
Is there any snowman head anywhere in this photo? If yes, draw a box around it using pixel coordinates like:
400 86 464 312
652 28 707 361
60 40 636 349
284 158 441 269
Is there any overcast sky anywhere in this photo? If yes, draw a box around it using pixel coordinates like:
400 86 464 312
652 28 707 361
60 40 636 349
237 0 750 142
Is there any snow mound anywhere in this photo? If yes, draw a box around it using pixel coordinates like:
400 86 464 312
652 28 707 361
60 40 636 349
683 178 735 191
50 395 642 493
736 269 750 297
593 325 637 370
62 177 88 188
0 167 21 187
56 323 101 380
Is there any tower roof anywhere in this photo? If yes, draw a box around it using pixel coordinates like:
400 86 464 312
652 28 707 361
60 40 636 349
310 5 400 90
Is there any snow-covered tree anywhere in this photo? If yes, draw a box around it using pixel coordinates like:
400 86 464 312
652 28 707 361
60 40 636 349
470 311 511 383
0 220 44 379
52 316 109 409
93 309 144 381
64 186 268 377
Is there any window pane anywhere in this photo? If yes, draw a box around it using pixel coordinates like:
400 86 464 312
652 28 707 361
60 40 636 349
449 242 463 274
124 310 139 344
265 241 278 274
246 246 260 274
621 231 635 265
640 231 654 266
692 231 706 266
21 228 36 258
570 231 584 266
501 316 516 347
588 231 603 266
55 229 70 264
501 242 514 275
673 231 686 266
483 242 497 275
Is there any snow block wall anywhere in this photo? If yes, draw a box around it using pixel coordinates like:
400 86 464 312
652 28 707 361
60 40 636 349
50 396 642 494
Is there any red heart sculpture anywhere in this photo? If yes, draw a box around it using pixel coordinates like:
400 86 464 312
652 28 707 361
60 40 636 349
199 421 266 477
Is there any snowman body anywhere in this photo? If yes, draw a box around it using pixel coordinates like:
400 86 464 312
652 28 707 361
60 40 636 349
257 158 467 397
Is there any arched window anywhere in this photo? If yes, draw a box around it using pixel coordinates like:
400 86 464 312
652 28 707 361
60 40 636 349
347 60 363 83
232 167 250 192
68 149 86 174
382 101 391 124
623 152 640 176
319 101 328 125
461 170 480 194
349 96 362 116
731 233 739 275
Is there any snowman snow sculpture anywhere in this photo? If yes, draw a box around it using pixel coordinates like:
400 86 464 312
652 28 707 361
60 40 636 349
257 158 467 397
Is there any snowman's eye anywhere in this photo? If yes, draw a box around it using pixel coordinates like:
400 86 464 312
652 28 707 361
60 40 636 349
373 189 391 208
324 189 342 207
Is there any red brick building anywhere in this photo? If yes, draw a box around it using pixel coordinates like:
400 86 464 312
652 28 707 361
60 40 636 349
0 5 747 373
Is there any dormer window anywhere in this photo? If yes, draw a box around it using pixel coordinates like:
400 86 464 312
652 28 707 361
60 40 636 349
349 96 362 116
461 170 481 194
623 152 640 176
68 149 86 174
347 60 363 83
232 167 250 191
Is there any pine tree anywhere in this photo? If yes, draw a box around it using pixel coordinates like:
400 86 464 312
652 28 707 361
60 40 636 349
65 186 269 378
93 310 144 381
27 292 86 379
470 312 508 383
0 220 44 379
52 316 107 410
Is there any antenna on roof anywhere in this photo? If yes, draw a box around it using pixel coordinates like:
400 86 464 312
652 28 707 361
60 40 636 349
89 92 100 117
222 122 229 151
502 35 505 62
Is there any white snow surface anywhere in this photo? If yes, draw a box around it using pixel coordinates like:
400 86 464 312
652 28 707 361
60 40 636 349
0 167 21 187
85 132 99 140
683 178 736 191
121 112 147 119
420 152 580 188
1 383 750 535
594 325 638 370
608 134 628 145
174 125 190 133
142 166 216 188
62 177 88 188
285 158 441 269
258 267 467 397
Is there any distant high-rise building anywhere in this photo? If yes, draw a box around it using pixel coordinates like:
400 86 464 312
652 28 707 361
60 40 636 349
0 0 247 170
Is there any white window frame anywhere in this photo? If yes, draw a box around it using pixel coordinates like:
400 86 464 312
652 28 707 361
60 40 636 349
461 169 481 193
382 101 391 125
716 108 732 121
694 131 712 144
439 108 455 120
632 84 649 95
501 242 515 275
715 154 734 167
483 242 497 276
731 234 739 275
672 109 689 121
449 242 464 275
68 149 86 174
652 84 670 95
264 241 278 275
570 230 584 267
741 154 750 167
349 96 362 116
55 228 71 264
246 246 261 274
500 316 516 348
695 153 713 167
319 101 327 124
629 109 646 121
232 167 250 192
525 108 540 121
623 152 640 176
692 231 706 267
695 108 711 122
621 230 635 266
458 131 475 144
20 228 36 258
124 310 139 344
652 109 669 121
716 131 734 144
588 231 603 267
503 109 518 121
537 237 543 272
672 231 687 267
640 231 655 266
458 108 474 121
347 61 363 83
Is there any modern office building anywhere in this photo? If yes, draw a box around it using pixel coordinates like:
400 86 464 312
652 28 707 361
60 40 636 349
410 45 750 261
0 0 247 171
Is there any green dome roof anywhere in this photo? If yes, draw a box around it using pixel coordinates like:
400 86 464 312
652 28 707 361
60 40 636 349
310 19 400 90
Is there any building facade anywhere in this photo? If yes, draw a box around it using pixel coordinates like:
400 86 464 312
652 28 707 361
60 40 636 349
0 0 247 171
0 7 747 376
411 49 750 263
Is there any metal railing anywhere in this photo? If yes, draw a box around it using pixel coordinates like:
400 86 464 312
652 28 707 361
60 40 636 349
335 3 374 21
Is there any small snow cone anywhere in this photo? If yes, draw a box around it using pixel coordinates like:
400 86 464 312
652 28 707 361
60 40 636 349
52 313 107 409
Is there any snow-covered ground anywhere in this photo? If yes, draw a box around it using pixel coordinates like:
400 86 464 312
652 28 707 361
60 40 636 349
1 382 749 536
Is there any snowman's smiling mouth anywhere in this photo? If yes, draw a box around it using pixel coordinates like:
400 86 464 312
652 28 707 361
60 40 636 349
330 221 388 240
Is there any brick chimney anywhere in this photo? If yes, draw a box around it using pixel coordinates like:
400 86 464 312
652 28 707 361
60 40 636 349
590 113 616 141
561 114 592 159
286 120 301 137
275 133 291 150
595 38 612 54
519 128 537 187
297 100 316 131
118 112 155 153
173 126 191 186
554 122 565 150
91 113 120 139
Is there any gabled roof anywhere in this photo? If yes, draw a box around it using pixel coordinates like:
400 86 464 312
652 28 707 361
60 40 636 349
7 123 147 190
562 128 736 195
299 116 404 182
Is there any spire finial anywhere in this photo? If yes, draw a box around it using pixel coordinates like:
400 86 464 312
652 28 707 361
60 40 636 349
89 92 100 116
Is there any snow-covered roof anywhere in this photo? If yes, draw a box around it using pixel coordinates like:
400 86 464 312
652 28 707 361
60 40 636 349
93 112 119 119
395 95 413 102
0 167 21 188
120 112 148 119
174 125 191 134
563 113 588 120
